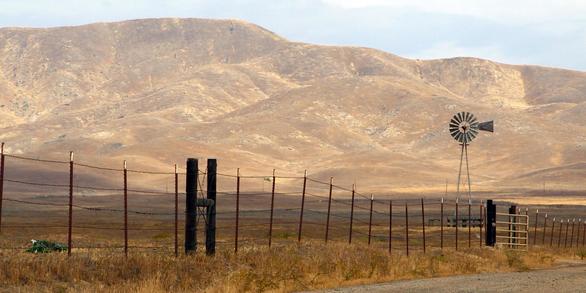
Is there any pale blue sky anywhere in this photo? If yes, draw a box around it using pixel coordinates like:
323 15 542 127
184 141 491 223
0 0 584 71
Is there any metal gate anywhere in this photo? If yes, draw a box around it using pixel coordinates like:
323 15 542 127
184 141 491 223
495 211 529 249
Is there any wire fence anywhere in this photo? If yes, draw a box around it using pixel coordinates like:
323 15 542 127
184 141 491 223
0 147 584 257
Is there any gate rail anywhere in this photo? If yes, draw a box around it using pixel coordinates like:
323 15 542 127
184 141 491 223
495 212 529 249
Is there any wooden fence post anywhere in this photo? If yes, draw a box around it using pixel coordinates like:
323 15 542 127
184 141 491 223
405 202 409 256
235 168 240 253
206 158 217 255
123 160 128 257
0 143 4 234
268 169 276 248
486 200 496 247
325 177 333 243
421 198 426 253
174 164 178 257
185 158 198 254
349 183 355 244
297 170 307 243
440 198 444 250
368 194 373 245
388 200 392 253
479 201 483 247
67 151 74 256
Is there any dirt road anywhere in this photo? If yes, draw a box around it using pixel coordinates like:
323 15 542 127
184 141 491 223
318 264 586 293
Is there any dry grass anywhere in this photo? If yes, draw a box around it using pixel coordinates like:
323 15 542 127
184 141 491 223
0 242 581 293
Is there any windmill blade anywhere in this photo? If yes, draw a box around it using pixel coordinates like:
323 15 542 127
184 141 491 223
454 132 463 142
478 121 494 132
457 112 464 123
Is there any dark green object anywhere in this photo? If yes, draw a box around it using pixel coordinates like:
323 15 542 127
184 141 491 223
26 239 68 253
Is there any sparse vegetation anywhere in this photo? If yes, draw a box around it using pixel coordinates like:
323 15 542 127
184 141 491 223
0 242 580 292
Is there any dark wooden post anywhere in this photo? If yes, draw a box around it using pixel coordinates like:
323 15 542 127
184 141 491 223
455 198 459 250
297 170 307 243
550 217 556 247
440 198 444 250
486 200 496 246
388 200 392 253
468 199 471 248
349 183 355 244
235 168 240 253
325 177 333 243
564 219 571 248
583 221 586 247
533 209 539 245
405 202 409 256
174 164 178 257
421 198 426 253
206 158 217 255
123 160 128 257
268 169 276 248
0 143 4 234
67 151 74 256
368 194 373 245
185 158 198 254
542 214 547 246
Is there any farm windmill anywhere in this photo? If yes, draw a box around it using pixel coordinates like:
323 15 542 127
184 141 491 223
449 112 493 200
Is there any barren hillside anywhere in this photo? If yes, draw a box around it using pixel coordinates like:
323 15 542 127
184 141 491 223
0 18 585 193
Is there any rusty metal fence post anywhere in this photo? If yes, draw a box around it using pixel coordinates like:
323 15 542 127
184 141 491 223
268 169 276 248
468 199 471 248
440 198 444 250
368 194 373 245
174 164 178 257
325 177 333 243
235 168 240 253
405 202 409 256
349 183 355 244
388 200 392 253
421 198 426 253
123 160 128 257
455 198 459 250
0 143 4 234
542 214 547 246
533 209 539 246
67 151 74 256
297 170 307 243
550 217 556 247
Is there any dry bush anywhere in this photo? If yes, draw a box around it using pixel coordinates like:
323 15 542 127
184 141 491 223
0 243 580 292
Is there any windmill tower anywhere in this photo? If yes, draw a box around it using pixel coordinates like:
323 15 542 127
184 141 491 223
449 112 493 200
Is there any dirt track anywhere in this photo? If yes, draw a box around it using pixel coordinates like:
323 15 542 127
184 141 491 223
318 264 586 293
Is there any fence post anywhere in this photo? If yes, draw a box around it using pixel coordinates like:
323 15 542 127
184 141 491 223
325 177 333 243
564 219 570 248
479 201 483 247
533 209 539 246
268 169 276 248
0 142 4 234
468 199 471 248
349 183 355 244
485 200 496 246
123 160 128 257
174 164 178 257
550 217 556 247
583 220 586 247
235 168 240 253
440 198 444 250
388 200 392 253
508 205 517 248
542 214 547 246
557 219 563 247
206 158 217 255
67 151 74 256
185 158 198 254
421 198 426 253
570 218 576 248
405 202 409 256
577 219 582 248
298 170 307 243
455 198 459 250
368 194 373 245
